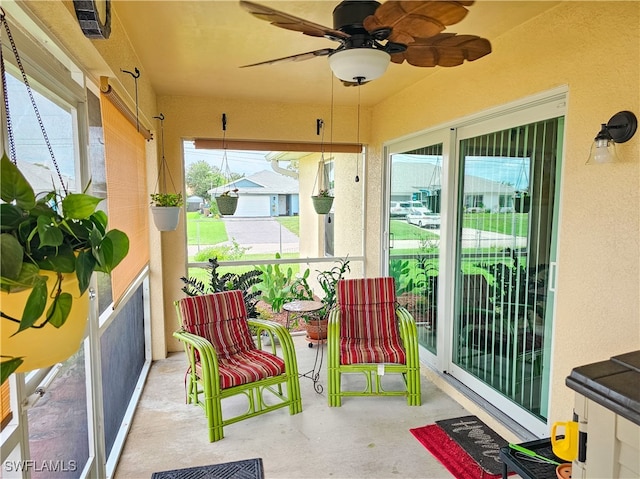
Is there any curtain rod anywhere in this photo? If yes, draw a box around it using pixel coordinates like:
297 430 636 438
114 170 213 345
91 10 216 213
100 77 152 140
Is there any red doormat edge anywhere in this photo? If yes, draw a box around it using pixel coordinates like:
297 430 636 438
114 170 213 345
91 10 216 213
410 424 503 479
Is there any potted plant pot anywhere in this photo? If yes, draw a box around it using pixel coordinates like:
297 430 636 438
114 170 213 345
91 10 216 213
150 193 184 231
1 154 129 382
151 206 181 231
216 194 238 215
312 195 334 214
1 271 90 373
515 195 531 213
304 318 328 341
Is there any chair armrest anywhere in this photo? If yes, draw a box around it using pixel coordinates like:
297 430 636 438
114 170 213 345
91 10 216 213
248 319 299 375
396 306 420 367
173 329 220 391
327 307 341 368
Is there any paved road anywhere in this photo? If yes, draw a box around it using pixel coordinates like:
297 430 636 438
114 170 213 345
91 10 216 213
189 217 299 257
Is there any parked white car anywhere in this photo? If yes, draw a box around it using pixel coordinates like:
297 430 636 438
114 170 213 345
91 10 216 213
391 201 427 217
406 209 441 228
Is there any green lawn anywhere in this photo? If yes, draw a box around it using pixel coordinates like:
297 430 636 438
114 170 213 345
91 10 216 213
390 220 440 240
275 216 299 235
187 212 227 244
462 212 528 237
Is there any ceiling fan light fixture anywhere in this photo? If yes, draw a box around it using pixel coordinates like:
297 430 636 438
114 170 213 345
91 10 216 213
328 48 390 83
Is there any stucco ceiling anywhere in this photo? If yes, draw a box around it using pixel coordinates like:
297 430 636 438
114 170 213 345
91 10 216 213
112 1 559 107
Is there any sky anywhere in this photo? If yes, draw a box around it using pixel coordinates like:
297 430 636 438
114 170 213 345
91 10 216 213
396 154 530 191
183 142 275 177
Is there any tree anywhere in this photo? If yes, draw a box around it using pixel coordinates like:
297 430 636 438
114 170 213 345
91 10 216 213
185 160 224 199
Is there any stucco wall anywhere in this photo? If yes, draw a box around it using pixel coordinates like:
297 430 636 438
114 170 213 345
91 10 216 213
25 0 639 434
367 1 640 425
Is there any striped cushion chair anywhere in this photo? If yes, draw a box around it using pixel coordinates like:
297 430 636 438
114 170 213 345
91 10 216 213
174 291 302 442
327 277 421 407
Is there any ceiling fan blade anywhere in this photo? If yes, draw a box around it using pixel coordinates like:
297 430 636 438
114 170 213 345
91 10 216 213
391 33 491 67
240 48 334 68
240 0 349 41
364 1 475 44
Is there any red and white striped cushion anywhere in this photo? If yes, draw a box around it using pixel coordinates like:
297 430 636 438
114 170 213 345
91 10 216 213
337 278 406 365
178 291 285 388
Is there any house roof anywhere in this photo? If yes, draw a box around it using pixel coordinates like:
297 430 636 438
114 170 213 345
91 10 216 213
209 169 299 196
391 160 515 197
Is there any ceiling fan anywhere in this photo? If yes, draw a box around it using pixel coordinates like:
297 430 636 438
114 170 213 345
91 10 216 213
239 0 492 85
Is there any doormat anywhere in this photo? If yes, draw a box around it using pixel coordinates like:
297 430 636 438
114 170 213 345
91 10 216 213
151 458 264 479
410 424 503 479
436 415 509 476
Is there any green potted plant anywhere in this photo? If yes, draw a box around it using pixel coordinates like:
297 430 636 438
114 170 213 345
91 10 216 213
311 188 334 215
215 188 239 216
1 154 130 383
150 192 184 231
291 258 350 341
180 257 262 318
514 190 530 213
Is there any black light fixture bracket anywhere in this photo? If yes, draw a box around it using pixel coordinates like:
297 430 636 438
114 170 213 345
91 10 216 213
603 110 637 143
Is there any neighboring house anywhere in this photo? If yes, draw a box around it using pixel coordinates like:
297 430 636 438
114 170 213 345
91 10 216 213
390 160 515 212
185 195 203 212
209 169 299 217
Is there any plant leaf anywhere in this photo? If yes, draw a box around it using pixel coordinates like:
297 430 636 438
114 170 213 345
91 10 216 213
47 292 72 328
94 229 129 273
0 234 24 280
18 276 48 332
0 153 36 209
1 357 24 384
1 203 26 231
0 262 42 293
36 214 63 247
35 244 76 272
61 193 102 220
75 250 96 294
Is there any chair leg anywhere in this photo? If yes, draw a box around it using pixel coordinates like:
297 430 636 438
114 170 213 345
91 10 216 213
205 392 224 442
407 367 421 406
328 368 341 407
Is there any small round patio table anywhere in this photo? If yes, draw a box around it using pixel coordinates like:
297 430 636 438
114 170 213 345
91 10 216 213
283 300 324 393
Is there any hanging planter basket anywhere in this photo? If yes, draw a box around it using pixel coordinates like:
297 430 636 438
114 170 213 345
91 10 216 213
312 195 334 214
515 195 531 213
151 205 181 231
1 272 90 373
216 194 238 216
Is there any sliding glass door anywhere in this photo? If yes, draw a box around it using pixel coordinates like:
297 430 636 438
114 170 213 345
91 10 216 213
385 91 565 434
452 116 562 430
387 131 451 360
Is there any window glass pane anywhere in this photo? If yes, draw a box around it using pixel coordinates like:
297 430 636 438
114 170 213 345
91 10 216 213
184 142 363 263
27 348 89 478
389 145 443 354
454 118 561 420
5 72 75 192
85 89 114 313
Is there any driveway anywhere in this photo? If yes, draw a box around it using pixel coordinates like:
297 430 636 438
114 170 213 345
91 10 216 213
189 217 300 257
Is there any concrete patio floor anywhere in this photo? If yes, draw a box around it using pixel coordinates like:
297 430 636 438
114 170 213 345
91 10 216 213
114 334 474 479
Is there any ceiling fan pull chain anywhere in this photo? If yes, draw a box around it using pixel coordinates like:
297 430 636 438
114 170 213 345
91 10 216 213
1 12 67 193
355 86 360 183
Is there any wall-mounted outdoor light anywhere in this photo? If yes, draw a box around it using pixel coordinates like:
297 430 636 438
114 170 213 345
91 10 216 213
586 110 637 164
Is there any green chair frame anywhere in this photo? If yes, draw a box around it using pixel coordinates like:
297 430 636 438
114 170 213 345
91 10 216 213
327 300 421 407
173 299 302 442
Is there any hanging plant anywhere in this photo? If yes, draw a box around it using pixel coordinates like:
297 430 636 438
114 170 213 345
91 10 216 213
216 188 239 215
311 188 334 214
311 119 334 215
514 190 530 213
1 155 130 382
0 18 129 383
150 114 183 231
214 113 239 216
